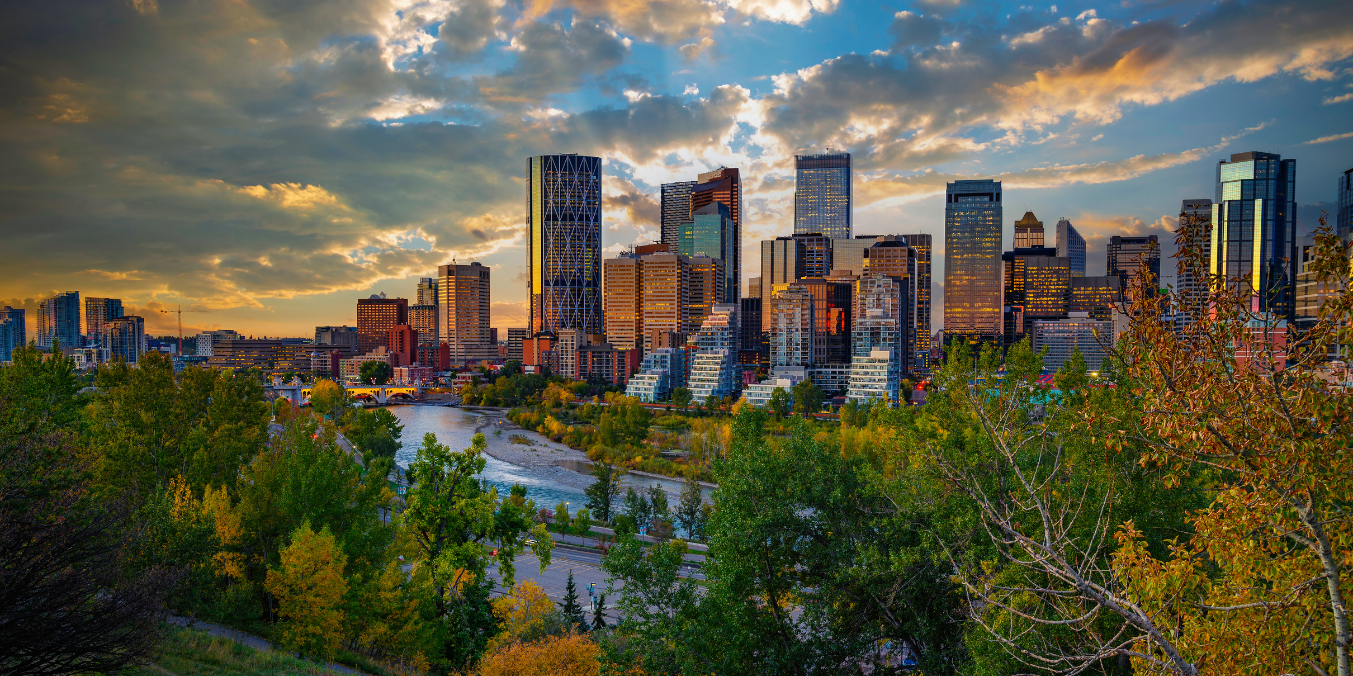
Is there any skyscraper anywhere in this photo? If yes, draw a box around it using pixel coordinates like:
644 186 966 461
84 297 124 346
758 234 831 331
1055 218 1086 277
1211 151 1297 319
0 307 25 362
794 152 852 239
831 236 877 276
639 252 689 352
686 256 726 332
660 181 696 250
900 234 933 371
689 167 742 302
37 291 80 350
1337 167 1352 240
409 304 438 345
1013 212 1044 248
104 315 146 364
1002 245 1060 346
356 294 408 354
528 154 602 336
603 252 642 351
438 261 491 365
943 180 1003 345
1107 235 1161 298
770 285 814 368
847 273 904 404
416 278 438 306
863 237 916 371
1177 199 1214 322
681 202 737 302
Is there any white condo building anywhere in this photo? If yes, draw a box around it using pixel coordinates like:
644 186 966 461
686 304 740 402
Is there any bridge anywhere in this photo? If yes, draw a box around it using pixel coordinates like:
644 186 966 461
270 382 424 406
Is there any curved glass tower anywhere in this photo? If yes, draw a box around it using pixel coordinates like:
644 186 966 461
528 154 602 336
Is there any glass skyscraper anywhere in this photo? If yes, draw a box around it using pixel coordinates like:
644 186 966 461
794 153 852 240
38 291 81 350
1055 218 1086 277
660 181 696 250
528 154 602 336
680 202 737 302
1338 167 1352 240
943 180 1003 345
1107 235 1161 297
1211 151 1297 319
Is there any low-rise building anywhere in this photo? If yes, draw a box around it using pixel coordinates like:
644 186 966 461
394 365 436 385
743 375 802 408
624 347 690 402
1031 313 1114 373
340 346 395 381
846 348 900 406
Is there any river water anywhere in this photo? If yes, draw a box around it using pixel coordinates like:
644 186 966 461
388 405 702 511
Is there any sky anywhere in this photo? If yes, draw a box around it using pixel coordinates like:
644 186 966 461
1 0 1351 338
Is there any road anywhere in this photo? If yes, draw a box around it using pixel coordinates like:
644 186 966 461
491 544 617 623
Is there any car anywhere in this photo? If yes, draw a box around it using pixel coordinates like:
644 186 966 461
524 537 538 546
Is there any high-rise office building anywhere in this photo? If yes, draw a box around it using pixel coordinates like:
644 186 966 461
681 202 737 302
639 252 689 352
84 297 124 346
660 181 697 250
409 304 438 345
603 252 642 351
831 236 877 276
37 291 81 350
0 307 25 362
794 152 852 240
416 277 438 306
689 167 742 302
944 181 1003 345
1107 235 1162 298
1013 211 1044 248
1177 199 1214 322
793 277 854 366
507 328 530 363
356 294 408 354
1025 257 1072 320
438 261 491 365
1070 276 1122 320
387 324 417 367
686 256 726 332
528 154 602 335
1055 218 1086 277
1339 168 1353 240
104 315 146 364
770 285 814 368
1211 151 1297 319
759 234 831 331
900 234 933 371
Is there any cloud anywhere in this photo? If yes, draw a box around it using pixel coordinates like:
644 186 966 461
1324 93 1353 104
1304 130 1353 144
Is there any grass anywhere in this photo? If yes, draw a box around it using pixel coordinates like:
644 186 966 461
136 625 331 676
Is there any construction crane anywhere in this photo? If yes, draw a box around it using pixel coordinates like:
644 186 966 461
159 305 204 356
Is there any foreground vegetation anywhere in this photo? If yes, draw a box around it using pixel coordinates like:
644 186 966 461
3 219 1352 675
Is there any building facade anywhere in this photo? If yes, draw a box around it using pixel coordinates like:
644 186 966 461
1031 313 1114 373
625 347 690 402
104 315 147 364
38 291 81 350
603 253 642 351
687 304 740 402
314 326 357 356
1013 211 1044 248
84 297 124 347
438 261 492 365
387 324 417 367
660 181 697 251
770 285 814 368
682 202 737 302
356 295 408 355
196 329 242 357
900 234 933 372
416 278 438 306
689 168 742 304
1177 199 1215 323
1070 276 1122 320
944 180 1003 345
528 154 603 335
1 306 27 362
794 152 852 240
1339 167 1352 240
1211 151 1297 320
640 252 690 352
409 304 438 345
1055 218 1086 278
507 328 529 363
1107 235 1162 298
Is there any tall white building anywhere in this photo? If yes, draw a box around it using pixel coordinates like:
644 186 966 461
846 274 905 405
770 286 813 368
687 304 740 402
196 329 242 356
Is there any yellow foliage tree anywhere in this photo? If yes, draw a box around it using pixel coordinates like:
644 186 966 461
478 633 599 676
345 559 430 668
201 484 246 581
309 379 351 422
265 522 349 660
486 581 556 654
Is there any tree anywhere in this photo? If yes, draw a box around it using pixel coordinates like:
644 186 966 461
767 387 791 420
621 487 650 531
791 379 823 417
265 522 349 660
344 407 404 464
478 633 600 676
309 379 350 421
487 581 561 654
554 501 571 531
674 476 704 540
591 594 608 630
572 508 592 536
403 431 552 667
559 571 587 629
583 462 623 523
671 387 693 413
359 360 393 385
645 484 668 523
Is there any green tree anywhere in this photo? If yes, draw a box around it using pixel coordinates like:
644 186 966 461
592 593 608 630
674 477 703 540
559 571 587 629
308 379 350 421
791 379 823 417
343 407 404 464
358 360 393 385
645 484 668 522
583 462 623 523
671 387 693 413
402 431 551 668
767 387 791 420
265 522 349 660
621 487 650 532
554 501 571 531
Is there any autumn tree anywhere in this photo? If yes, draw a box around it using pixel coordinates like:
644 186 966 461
308 379 350 421
477 633 600 676
266 522 349 660
403 431 552 668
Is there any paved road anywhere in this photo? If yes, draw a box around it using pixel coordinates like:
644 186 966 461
164 615 363 675
490 545 618 623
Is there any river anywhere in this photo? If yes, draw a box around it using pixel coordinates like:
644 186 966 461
388 405 705 511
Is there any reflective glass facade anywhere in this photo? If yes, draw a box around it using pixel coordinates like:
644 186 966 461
1211 151 1297 319
1055 218 1086 277
37 291 81 350
680 202 737 302
690 168 742 303
660 181 696 250
794 153 852 240
1107 235 1161 299
900 234 933 371
944 181 1002 344
528 154 602 335
1338 168 1352 240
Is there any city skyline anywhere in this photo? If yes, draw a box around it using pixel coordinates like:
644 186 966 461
1 0 1351 337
